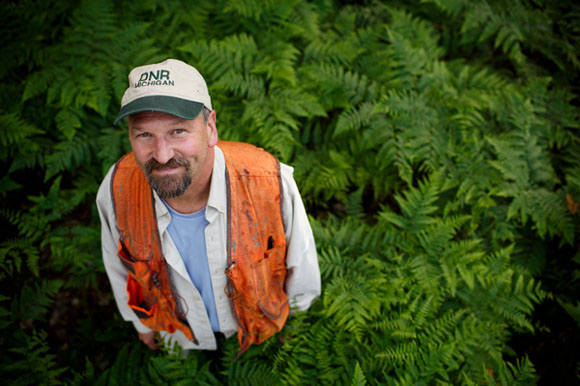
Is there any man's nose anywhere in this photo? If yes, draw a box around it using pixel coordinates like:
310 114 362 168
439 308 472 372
152 138 174 164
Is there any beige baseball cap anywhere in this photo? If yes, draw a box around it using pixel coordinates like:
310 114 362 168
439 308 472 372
114 59 212 124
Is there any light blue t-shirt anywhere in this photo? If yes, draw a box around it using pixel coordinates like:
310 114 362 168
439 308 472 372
162 203 220 332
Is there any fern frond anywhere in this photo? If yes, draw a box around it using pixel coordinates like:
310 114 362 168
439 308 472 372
508 189 575 244
14 280 63 322
302 63 378 109
0 176 21 197
384 173 442 232
96 343 152 385
422 0 468 18
0 112 44 150
21 67 64 102
0 237 39 278
3 330 67 385
226 360 277 386
253 40 300 87
223 0 277 21
44 133 93 181
303 36 364 66
324 272 384 342
375 90 445 184
351 361 368 386
377 342 421 365
54 108 82 140
180 33 260 82
334 102 376 138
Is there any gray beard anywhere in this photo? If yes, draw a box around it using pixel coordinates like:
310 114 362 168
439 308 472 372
144 158 192 199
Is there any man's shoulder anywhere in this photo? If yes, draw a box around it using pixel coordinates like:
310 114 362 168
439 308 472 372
218 141 279 177
96 153 136 205
96 163 117 201
217 140 270 156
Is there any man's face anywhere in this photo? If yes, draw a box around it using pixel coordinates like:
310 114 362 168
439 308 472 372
128 110 217 199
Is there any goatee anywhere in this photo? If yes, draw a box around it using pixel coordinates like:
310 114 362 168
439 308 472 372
144 158 192 199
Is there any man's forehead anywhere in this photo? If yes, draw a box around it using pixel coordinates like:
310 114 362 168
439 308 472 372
128 111 191 126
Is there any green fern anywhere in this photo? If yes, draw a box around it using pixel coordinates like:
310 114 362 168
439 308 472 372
1 330 67 386
0 0 578 384
0 112 44 151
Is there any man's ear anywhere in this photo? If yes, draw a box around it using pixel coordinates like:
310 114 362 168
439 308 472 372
207 110 218 147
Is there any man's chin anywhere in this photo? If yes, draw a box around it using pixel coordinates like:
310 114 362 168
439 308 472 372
155 189 185 199
148 174 191 199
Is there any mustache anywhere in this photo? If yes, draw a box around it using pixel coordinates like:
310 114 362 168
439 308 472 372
144 158 189 173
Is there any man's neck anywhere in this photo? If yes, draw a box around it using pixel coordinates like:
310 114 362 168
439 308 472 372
164 183 210 214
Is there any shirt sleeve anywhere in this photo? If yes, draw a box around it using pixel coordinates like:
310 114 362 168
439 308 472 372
96 165 152 334
280 163 321 311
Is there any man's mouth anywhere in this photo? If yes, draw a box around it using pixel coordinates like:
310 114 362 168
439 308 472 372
151 166 181 175
145 158 188 175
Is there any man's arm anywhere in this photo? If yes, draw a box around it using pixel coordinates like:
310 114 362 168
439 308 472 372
96 165 154 336
280 163 321 311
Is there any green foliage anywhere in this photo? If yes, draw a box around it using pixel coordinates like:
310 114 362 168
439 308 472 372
1 0 579 384
0 330 67 386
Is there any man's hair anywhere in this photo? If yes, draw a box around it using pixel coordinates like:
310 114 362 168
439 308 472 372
201 106 210 124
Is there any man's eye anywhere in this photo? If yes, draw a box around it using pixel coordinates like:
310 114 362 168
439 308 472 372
173 129 185 135
137 133 150 138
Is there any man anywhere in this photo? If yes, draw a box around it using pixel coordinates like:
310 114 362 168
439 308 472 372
96 59 320 355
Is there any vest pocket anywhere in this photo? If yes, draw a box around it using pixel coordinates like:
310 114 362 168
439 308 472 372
126 275 157 319
225 262 246 301
119 240 158 319
225 256 288 321
254 256 288 320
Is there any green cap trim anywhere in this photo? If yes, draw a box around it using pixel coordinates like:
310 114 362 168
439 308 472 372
114 95 204 124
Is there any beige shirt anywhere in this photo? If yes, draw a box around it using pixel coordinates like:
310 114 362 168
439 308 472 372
96 145 321 350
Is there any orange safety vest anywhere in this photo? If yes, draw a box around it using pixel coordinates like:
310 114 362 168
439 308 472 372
111 141 289 356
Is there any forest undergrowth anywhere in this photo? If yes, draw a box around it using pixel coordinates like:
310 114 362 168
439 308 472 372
1 0 579 384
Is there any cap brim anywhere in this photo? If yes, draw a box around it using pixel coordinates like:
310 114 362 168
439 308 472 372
114 95 204 124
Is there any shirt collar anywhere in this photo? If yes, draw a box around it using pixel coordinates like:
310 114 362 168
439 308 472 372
207 145 226 214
